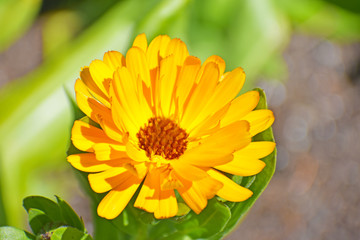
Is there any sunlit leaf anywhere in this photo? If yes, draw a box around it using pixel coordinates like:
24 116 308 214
23 196 62 222
50 226 92 240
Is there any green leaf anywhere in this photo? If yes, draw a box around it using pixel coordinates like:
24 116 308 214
23 196 62 222
0 226 35 240
50 226 92 240
23 196 88 236
182 199 231 239
92 214 129 240
27 208 54 235
56 196 85 232
211 88 276 239
149 199 231 240
110 199 147 237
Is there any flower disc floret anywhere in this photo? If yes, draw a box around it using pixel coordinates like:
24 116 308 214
137 117 188 160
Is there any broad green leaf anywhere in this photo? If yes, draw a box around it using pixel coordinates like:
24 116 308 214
56 196 85 232
92 214 129 240
110 198 147 237
178 199 231 239
211 88 276 239
148 199 231 240
27 209 53 235
50 226 92 240
23 196 89 237
0 226 35 240
23 196 62 222
0 0 42 52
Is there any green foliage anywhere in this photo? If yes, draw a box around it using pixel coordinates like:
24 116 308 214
50 227 92 240
24 196 63 222
0 196 91 240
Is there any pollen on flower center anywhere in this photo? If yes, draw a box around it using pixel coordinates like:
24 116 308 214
137 117 188 160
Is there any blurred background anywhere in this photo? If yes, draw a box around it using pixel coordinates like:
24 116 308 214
0 0 359 239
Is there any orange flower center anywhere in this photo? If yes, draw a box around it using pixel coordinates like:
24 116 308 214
137 117 188 160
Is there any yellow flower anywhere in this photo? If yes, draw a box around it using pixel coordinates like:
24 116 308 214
67 33 275 220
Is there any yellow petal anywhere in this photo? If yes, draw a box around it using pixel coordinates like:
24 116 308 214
221 90 260 127
126 47 151 87
177 181 207 214
67 153 124 172
132 33 148 52
124 162 148 179
235 141 276 159
97 174 142 219
207 169 253 201
194 176 223 199
134 168 160 213
75 79 106 122
126 142 149 162
165 38 189 66
171 160 208 181
110 88 139 139
147 35 171 69
80 67 110 107
175 56 201 118
74 83 122 142
93 143 127 161
88 167 129 193
112 67 151 131
188 67 246 135
71 120 117 152
202 55 226 77
181 62 220 130
103 51 125 72
158 55 177 117
89 59 113 96
188 103 229 139
199 68 245 121
215 158 266 176
181 121 251 167
154 189 177 219
161 170 184 190
95 112 126 143
241 109 275 136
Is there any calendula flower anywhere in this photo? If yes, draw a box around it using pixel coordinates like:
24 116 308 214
67 33 275 220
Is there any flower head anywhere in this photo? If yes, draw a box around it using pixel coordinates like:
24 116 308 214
67 33 275 219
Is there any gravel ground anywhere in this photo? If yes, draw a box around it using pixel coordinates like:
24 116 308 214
1 26 360 239
227 35 360 240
